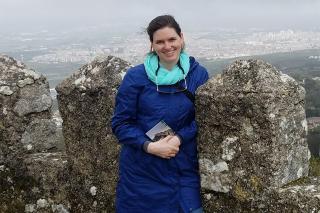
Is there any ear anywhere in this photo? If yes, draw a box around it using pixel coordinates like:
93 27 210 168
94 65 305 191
180 32 184 40
180 32 185 49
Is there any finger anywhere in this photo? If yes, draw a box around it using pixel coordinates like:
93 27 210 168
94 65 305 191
163 135 173 141
161 154 170 159
172 147 179 152
169 151 177 156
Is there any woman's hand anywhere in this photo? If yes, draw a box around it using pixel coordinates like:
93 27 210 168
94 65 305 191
147 135 180 159
167 135 181 147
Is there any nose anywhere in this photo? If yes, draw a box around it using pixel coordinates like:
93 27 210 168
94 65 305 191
163 41 171 50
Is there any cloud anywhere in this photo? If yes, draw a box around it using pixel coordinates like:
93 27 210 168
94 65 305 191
0 0 319 33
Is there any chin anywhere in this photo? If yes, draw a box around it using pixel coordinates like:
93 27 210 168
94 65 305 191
162 54 179 63
166 56 178 62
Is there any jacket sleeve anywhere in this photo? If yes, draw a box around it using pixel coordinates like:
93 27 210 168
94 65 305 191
111 69 149 150
175 66 209 144
175 120 198 144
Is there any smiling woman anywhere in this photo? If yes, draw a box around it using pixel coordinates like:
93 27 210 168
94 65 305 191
111 15 209 213
150 27 184 70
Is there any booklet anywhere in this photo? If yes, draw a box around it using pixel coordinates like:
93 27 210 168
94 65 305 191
145 120 175 141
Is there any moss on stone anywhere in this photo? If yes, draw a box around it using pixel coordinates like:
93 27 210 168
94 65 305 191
234 183 251 202
250 175 262 192
0 121 4 129
0 167 39 213
309 156 320 176
283 176 310 187
0 198 25 213
0 121 4 142
282 156 320 188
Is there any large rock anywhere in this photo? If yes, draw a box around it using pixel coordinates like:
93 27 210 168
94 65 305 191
56 55 131 212
0 54 66 212
196 59 311 203
202 177 320 212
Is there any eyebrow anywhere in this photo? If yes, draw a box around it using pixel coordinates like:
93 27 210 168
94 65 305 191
154 36 177 42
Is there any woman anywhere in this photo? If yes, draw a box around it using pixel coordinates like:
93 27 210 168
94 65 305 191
111 15 208 213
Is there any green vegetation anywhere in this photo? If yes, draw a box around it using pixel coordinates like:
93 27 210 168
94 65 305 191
308 132 320 156
304 78 320 117
310 125 320 134
309 156 320 177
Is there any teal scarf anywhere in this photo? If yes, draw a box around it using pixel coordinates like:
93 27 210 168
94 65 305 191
144 52 190 85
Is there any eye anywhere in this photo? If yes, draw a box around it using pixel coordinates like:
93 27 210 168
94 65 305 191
155 40 164 44
169 38 177 42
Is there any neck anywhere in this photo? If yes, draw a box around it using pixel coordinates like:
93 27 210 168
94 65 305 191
160 58 179 71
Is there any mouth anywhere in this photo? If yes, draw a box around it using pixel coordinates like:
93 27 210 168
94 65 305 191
163 50 176 56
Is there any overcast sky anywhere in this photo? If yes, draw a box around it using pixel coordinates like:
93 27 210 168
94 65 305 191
1 0 320 33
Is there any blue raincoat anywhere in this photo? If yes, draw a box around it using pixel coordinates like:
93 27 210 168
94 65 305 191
111 56 208 213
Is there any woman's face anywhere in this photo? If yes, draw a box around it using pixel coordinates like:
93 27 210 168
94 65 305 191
151 26 184 66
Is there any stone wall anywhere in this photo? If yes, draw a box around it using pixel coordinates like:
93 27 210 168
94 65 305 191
1 55 319 212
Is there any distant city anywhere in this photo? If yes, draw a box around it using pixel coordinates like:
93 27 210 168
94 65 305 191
1 28 320 65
